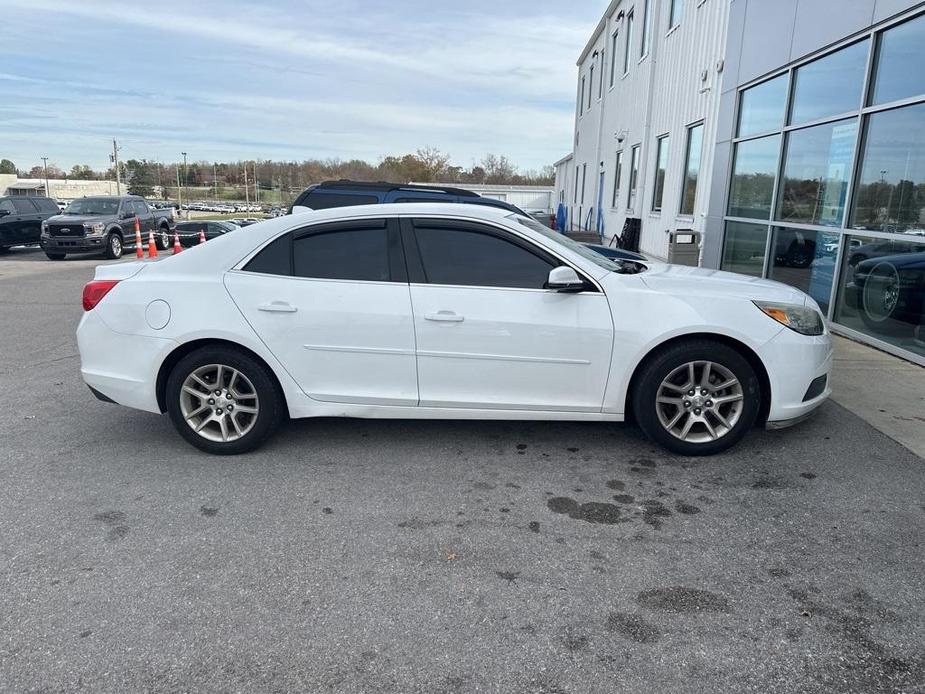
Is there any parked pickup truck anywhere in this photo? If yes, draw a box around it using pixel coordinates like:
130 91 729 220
40 195 176 260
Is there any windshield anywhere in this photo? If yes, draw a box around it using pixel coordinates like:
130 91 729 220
512 215 636 273
64 198 119 215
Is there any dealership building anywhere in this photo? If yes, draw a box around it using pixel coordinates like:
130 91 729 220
556 0 925 365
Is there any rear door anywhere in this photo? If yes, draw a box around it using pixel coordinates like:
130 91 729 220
404 218 614 411
224 217 418 406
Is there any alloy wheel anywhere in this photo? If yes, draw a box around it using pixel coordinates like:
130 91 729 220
179 363 259 442
655 360 744 443
862 262 900 323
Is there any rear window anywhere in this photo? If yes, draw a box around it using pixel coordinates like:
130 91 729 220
300 192 379 210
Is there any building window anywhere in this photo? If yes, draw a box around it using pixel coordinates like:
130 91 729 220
579 77 585 115
652 135 669 212
589 65 595 108
680 123 704 215
598 50 605 98
581 163 587 204
612 151 624 207
623 10 635 75
789 40 868 125
610 30 619 87
850 102 925 233
728 135 780 219
768 227 833 313
721 221 768 277
737 74 788 137
628 144 640 209
776 118 858 227
669 0 683 30
640 0 651 57
869 12 925 106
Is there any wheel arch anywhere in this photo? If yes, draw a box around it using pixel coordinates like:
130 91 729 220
156 338 288 414
624 332 772 426
108 225 124 239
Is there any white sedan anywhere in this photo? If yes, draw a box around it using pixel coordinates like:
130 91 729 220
77 204 832 456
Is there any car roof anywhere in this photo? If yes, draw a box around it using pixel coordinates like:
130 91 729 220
309 180 480 198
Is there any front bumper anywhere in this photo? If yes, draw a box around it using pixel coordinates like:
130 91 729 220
758 327 833 428
41 233 106 252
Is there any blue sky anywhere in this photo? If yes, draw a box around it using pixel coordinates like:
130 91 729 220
1 0 607 173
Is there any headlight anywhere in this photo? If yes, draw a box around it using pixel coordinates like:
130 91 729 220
753 301 824 336
83 222 105 235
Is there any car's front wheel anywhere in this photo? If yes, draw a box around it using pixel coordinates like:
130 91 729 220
45 252 66 260
632 339 761 456
165 346 284 454
104 232 123 260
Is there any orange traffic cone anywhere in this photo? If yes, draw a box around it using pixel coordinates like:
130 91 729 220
172 232 182 254
134 217 143 259
198 230 206 245
147 231 158 259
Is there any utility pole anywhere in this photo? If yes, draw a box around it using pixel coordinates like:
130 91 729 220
41 156 50 199
176 166 182 213
243 163 250 209
253 161 258 206
213 162 218 200
181 152 188 208
111 139 122 195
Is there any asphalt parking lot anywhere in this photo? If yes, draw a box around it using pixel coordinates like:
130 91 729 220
1 247 924 694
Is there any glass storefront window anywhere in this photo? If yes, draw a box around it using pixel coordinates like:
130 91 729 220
777 118 857 227
789 40 868 125
768 227 836 313
850 102 925 234
728 135 780 219
870 13 925 106
737 74 788 137
652 135 669 212
834 233 925 358
721 221 768 277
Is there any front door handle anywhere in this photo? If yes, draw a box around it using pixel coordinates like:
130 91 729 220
424 310 464 322
258 301 298 313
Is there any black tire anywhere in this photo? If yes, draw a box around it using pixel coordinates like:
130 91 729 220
165 345 284 454
631 339 761 456
0 246 10 254
103 232 123 260
155 227 170 251
45 252 66 260
859 261 909 336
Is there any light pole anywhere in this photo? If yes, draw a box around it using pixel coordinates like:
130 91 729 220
41 156 50 199
181 152 188 209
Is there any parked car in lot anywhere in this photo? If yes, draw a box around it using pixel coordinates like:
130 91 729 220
174 220 241 247
78 204 832 457
290 180 530 217
40 195 176 260
0 196 61 252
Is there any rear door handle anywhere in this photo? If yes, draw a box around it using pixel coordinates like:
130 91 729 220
424 310 464 322
258 301 297 313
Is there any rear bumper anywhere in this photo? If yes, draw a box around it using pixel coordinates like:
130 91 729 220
77 310 177 413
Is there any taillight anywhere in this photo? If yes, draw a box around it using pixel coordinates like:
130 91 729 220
82 280 120 311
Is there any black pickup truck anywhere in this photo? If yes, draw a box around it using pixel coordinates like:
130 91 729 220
40 195 177 260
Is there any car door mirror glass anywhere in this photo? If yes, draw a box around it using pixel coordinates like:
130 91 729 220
0 209 9 217
547 266 585 292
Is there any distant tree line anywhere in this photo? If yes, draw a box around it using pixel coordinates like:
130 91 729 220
1 149 555 198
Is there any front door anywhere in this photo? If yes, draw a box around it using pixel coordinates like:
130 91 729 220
224 218 418 406
403 218 613 411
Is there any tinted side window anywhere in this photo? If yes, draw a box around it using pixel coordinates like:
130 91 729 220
413 223 554 289
244 234 292 275
0 199 16 214
134 200 150 215
12 198 37 213
302 192 379 210
36 198 59 212
294 226 390 282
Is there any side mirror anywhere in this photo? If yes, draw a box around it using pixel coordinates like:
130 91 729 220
547 266 586 292
0 209 9 217
122 211 134 219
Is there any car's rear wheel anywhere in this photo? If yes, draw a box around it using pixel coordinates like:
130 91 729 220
156 228 170 251
860 261 908 335
632 339 761 456
165 346 283 454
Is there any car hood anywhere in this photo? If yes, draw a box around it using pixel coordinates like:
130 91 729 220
47 214 111 224
639 262 808 305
